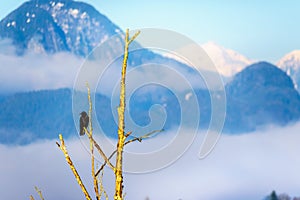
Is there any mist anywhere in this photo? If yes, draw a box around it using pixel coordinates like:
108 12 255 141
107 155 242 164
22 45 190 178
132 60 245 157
1 122 300 200
0 39 223 98
0 42 83 94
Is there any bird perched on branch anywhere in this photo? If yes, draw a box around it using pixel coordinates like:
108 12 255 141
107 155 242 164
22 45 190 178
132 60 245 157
79 111 89 136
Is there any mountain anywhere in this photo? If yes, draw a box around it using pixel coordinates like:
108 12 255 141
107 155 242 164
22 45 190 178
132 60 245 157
0 0 122 56
225 61 300 132
1 62 300 144
202 42 253 77
277 50 300 92
164 42 253 78
0 89 73 144
0 0 203 88
0 0 211 145
0 87 212 145
0 89 117 144
1 0 300 144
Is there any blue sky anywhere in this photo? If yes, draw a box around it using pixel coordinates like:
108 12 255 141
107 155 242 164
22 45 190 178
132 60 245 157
1 0 300 62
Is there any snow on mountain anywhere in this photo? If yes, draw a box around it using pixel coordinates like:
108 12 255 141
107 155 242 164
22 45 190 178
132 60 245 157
277 50 300 90
1 0 300 143
277 50 300 72
0 0 123 57
202 42 253 77
163 41 253 78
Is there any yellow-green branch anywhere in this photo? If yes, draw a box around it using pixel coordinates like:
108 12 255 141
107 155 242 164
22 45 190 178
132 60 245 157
56 134 92 200
95 129 163 177
85 83 101 200
98 170 109 200
85 127 115 171
34 186 44 200
114 29 140 200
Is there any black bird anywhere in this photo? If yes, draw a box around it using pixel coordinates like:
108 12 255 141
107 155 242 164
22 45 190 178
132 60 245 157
79 111 89 136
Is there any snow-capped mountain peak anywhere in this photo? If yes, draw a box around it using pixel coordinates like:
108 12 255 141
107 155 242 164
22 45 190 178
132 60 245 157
0 0 123 57
277 50 300 91
163 41 253 78
202 41 253 77
277 50 300 75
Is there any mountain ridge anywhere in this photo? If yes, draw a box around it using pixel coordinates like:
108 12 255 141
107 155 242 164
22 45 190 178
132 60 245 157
0 0 123 56
1 0 300 144
225 61 300 132
1 62 300 144
277 50 300 91
202 41 253 77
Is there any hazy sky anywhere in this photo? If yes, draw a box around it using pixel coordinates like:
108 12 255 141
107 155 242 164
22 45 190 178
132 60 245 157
1 0 300 63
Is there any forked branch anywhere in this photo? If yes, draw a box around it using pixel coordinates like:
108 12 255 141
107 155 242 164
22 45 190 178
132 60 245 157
84 127 115 171
95 129 163 177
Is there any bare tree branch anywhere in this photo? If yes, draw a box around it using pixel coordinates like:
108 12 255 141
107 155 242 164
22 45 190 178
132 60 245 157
128 30 141 44
85 83 100 200
124 131 132 139
56 134 92 200
34 186 44 200
125 129 163 145
98 170 109 200
114 29 142 200
95 129 163 177
84 127 116 172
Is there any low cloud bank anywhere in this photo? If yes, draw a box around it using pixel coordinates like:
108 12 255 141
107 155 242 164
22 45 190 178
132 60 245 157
0 40 221 96
0 44 83 94
1 123 300 200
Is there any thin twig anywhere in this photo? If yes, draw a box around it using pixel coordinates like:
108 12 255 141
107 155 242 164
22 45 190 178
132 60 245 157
30 195 35 200
56 134 92 200
84 127 115 172
95 146 117 177
125 129 163 145
86 82 93 134
124 131 132 138
85 83 100 200
98 170 109 200
128 30 141 44
95 129 163 177
34 186 44 200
